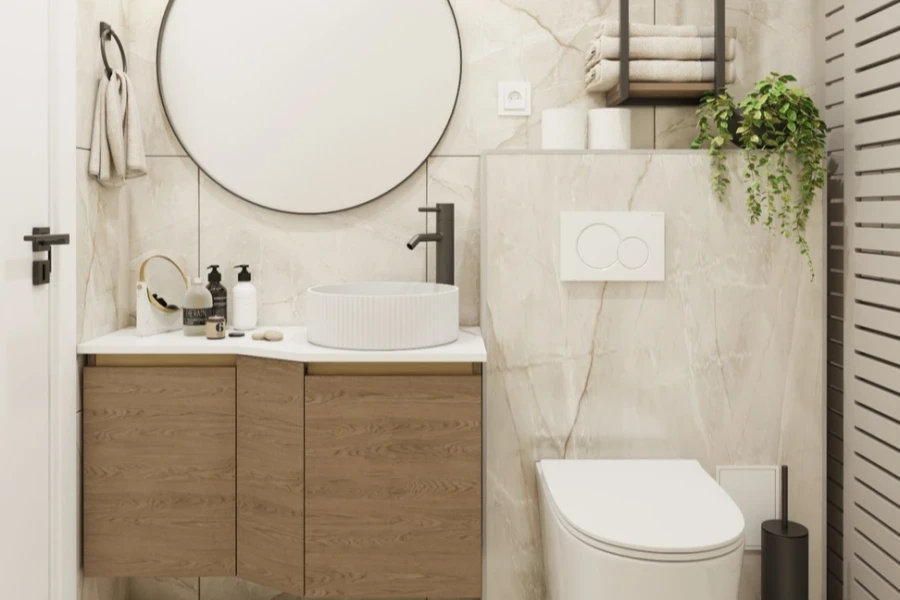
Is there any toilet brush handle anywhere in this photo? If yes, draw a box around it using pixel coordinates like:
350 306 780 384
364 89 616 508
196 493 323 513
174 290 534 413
781 465 789 530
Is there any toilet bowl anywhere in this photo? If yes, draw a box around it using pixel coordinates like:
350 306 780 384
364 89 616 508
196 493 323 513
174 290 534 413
537 459 745 600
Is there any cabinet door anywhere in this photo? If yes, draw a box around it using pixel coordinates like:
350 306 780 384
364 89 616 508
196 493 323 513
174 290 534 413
237 357 305 595
83 367 236 577
305 376 482 598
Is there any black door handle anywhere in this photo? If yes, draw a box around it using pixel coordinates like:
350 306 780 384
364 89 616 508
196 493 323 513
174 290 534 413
24 227 70 285
24 228 70 251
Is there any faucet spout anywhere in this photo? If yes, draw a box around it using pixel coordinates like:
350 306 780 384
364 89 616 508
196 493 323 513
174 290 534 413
406 233 442 250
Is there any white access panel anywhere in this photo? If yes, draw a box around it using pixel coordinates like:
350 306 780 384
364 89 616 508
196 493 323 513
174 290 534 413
716 465 780 550
560 211 665 281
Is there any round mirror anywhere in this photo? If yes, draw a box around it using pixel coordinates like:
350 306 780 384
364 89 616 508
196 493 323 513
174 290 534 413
157 0 462 214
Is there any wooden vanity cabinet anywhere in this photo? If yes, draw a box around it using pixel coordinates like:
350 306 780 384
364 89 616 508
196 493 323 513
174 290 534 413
305 375 483 598
236 356 305 595
82 366 236 577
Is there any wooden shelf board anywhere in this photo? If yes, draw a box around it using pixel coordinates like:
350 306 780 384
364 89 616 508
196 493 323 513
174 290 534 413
609 81 715 100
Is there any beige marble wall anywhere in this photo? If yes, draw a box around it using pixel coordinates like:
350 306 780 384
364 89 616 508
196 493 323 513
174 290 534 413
74 0 820 335
73 0 819 336
76 0 823 597
483 151 824 600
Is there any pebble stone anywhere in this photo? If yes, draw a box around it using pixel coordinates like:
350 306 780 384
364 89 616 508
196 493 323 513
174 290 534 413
252 332 266 341
264 330 284 342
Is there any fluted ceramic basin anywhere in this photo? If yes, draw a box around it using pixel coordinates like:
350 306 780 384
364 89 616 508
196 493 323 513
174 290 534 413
306 282 459 350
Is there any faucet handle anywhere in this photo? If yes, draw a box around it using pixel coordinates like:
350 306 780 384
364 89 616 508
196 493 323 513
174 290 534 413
418 206 440 213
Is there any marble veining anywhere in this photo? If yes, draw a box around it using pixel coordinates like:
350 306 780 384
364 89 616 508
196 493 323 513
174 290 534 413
128 578 198 600
125 157 200 325
427 157 481 325
199 578 299 600
483 152 823 600
199 169 427 326
76 150 129 344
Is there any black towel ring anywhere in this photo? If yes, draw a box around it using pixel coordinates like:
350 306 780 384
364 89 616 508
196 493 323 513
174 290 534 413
100 21 127 79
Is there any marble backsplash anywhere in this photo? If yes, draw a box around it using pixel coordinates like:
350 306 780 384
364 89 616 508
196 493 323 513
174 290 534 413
482 151 824 600
75 0 818 341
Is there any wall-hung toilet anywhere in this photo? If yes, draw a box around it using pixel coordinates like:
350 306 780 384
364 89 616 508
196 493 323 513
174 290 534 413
537 459 745 600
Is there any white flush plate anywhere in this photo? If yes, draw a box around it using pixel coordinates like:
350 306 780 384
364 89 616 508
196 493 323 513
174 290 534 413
717 465 780 550
560 211 665 281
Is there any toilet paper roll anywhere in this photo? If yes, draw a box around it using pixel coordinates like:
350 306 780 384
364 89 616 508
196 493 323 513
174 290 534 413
541 108 587 150
588 108 632 150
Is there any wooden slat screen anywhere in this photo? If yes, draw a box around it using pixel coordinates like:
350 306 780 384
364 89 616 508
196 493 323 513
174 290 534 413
825 1 846 598
844 0 900 597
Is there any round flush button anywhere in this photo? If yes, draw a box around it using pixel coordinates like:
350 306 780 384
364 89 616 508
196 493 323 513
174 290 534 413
577 224 620 270
618 236 650 269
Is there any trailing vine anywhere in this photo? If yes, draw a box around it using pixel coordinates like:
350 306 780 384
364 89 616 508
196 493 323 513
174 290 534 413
692 73 827 277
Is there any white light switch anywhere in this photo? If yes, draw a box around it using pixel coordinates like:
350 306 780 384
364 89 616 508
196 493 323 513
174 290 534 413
717 466 780 550
560 211 664 281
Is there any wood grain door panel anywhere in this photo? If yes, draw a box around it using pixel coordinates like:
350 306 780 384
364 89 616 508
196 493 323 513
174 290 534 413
237 357 305 595
305 376 482 598
82 367 236 577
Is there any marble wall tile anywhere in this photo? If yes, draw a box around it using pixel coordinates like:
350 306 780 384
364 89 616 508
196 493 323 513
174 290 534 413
125 0 187 156
427 157 481 326
199 578 299 600
124 157 200 325
77 150 129 344
482 152 823 600
435 0 656 154
76 0 125 149
199 167 426 326
654 0 819 148
129 577 199 600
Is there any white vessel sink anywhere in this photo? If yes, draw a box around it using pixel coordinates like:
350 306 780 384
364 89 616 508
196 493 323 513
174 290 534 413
306 282 459 350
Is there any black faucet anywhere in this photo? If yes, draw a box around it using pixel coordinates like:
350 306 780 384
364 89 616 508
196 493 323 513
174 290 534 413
407 203 455 286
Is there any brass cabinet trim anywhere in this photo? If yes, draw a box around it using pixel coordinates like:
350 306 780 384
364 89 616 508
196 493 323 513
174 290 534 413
91 354 238 367
306 362 481 376
90 355 481 375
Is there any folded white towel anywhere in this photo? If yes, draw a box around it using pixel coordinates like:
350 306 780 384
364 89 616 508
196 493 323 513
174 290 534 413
586 36 736 69
594 20 737 39
585 60 736 93
89 69 147 187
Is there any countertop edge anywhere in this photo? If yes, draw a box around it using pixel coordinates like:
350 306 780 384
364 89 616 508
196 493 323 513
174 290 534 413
77 327 487 363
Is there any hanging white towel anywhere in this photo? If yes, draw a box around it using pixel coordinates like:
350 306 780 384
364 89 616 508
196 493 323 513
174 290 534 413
585 60 736 93
594 20 738 39
586 36 737 69
89 69 147 187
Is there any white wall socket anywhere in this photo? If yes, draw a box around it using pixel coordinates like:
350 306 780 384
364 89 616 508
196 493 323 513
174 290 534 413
716 465 780 550
498 81 531 116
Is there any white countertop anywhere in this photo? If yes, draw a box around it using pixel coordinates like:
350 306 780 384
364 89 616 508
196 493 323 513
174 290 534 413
77 327 486 363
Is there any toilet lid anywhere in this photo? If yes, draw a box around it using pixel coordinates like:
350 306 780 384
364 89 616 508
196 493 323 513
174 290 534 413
539 459 745 555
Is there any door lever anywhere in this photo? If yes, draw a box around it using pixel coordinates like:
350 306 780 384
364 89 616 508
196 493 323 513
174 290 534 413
24 228 71 251
24 227 70 285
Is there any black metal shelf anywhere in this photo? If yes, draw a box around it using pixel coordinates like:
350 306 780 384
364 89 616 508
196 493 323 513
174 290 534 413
600 0 727 106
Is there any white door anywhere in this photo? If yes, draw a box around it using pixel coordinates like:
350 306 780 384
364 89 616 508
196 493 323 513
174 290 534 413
0 1 76 598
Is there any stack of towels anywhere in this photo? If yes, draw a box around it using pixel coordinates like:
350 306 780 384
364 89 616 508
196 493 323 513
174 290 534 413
585 21 737 94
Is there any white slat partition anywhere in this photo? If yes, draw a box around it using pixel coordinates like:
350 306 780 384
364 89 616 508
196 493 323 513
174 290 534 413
845 1 900 598
825 3 847 598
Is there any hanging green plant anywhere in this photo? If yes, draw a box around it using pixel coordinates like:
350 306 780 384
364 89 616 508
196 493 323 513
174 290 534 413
692 73 827 277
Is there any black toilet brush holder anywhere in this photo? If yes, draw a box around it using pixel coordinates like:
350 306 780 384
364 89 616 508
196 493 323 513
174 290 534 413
761 465 809 600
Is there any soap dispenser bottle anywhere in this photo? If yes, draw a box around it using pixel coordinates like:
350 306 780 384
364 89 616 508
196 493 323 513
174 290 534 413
183 277 213 336
232 265 258 331
206 265 228 324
